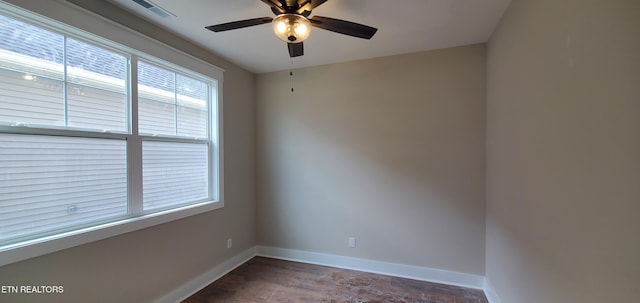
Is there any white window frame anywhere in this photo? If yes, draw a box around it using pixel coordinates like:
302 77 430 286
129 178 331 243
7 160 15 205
0 1 224 267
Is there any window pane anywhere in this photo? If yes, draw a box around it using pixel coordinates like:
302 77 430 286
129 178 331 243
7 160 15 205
0 14 64 79
142 141 208 211
176 74 208 138
0 68 64 126
0 14 65 126
138 61 176 136
138 61 210 138
0 134 128 245
67 84 127 131
0 15 128 131
66 38 127 89
66 38 127 131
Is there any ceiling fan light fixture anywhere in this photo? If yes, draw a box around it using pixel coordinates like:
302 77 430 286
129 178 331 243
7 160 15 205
272 14 311 43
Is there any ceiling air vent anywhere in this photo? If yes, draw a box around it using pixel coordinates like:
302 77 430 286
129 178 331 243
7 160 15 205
131 0 175 18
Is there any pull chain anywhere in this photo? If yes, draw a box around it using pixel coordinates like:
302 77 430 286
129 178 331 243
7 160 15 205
290 59 294 92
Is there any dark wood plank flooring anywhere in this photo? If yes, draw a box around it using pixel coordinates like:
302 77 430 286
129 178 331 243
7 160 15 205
182 257 488 303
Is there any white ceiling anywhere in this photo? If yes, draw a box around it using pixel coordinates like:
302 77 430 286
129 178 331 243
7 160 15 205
109 0 511 74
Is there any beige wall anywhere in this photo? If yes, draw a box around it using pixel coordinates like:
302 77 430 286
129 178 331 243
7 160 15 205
256 44 487 275
486 0 640 302
0 1 256 302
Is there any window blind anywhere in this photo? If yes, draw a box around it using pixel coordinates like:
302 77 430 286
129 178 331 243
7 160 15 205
0 134 128 244
142 141 209 211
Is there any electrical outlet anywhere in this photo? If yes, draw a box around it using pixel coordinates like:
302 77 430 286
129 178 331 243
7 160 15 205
227 238 232 249
348 237 356 248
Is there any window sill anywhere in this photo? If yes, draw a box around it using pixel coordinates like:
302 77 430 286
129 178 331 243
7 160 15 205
0 200 223 267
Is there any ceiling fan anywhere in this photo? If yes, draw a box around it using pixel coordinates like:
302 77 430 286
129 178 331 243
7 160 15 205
205 0 377 58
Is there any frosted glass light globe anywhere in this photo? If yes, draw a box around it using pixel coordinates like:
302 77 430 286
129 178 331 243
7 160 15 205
272 14 311 43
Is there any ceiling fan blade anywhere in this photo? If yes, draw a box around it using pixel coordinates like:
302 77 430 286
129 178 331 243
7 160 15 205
260 0 286 14
298 0 329 15
309 0 329 9
310 16 377 39
205 17 273 32
288 42 304 57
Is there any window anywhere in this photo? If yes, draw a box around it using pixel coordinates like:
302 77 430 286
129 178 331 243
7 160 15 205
137 60 212 211
0 4 222 265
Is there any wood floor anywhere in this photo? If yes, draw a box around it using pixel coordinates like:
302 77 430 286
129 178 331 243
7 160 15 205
182 257 488 303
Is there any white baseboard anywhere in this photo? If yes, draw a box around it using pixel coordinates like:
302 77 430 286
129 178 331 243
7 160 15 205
153 246 257 303
155 245 499 303
256 246 486 290
483 278 502 303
